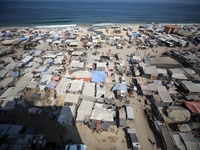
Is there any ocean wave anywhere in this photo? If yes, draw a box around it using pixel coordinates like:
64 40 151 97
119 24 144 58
1 22 200 29
35 24 77 28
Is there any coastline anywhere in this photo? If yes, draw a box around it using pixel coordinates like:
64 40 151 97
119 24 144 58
1 22 200 29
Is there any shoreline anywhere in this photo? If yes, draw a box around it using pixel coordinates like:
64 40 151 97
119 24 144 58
1 22 200 29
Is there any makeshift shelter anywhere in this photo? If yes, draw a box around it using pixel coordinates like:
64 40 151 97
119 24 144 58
185 101 200 116
165 106 191 122
92 71 106 83
82 83 95 97
39 75 53 90
71 71 92 81
69 79 83 93
154 122 177 150
126 105 134 121
90 103 115 131
119 107 127 127
57 106 75 125
157 86 173 104
21 56 33 65
167 68 187 80
55 78 71 94
54 56 64 65
179 81 200 93
143 66 159 80
64 94 80 106
6 74 33 99
90 103 115 122
112 83 127 92
173 132 200 150
0 77 14 89
76 100 94 122
69 61 84 70
0 70 9 78
164 25 180 34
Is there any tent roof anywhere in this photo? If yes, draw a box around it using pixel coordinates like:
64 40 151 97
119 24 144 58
112 83 127 91
90 103 114 121
181 81 200 93
166 106 191 122
157 86 173 103
76 100 94 121
65 94 79 104
185 101 200 114
82 83 95 97
92 71 106 83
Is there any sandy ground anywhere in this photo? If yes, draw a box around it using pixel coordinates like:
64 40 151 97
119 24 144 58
1 25 196 150
77 45 166 150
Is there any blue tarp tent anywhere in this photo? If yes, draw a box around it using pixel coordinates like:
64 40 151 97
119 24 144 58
133 33 139 37
5 34 10 37
20 38 27 41
130 58 134 63
92 71 106 83
53 37 59 41
61 39 66 42
44 67 49 72
112 83 127 91
70 35 76 39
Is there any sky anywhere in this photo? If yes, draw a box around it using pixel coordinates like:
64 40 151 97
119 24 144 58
0 0 200 2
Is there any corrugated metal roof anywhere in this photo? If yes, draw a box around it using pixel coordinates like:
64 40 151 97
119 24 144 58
181 81 200 93
143 66 158 76
82 83 95 97
76 100 94 121
157 86 173 103
64 94 79 104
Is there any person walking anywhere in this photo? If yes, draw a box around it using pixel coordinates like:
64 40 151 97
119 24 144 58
152 141 157 146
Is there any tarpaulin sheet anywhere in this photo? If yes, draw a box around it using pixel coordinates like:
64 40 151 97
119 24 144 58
20 38 27 41
185 101 200 114
133 33 139 36
112 83 127 91
92 71 106 83
53 37 59 41
46 81 58 88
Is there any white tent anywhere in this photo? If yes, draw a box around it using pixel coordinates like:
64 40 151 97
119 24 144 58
69 79 83 93
55 78 71 94
39 75 53 90
64 94 80 105
90 103 115 121
82 83 95 97
76 100 94 122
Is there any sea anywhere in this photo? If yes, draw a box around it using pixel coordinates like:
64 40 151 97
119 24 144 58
0 0 200 28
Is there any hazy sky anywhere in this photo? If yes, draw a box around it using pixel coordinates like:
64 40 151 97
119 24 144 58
1 0 200 2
